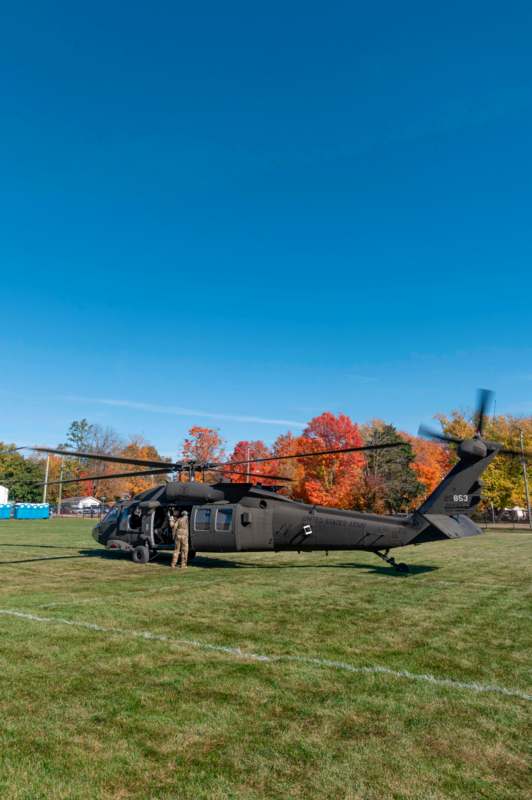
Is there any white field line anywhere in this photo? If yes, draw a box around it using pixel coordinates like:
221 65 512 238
1 609 530 703
37 598 99 609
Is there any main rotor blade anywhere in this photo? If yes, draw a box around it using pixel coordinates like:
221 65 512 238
499 447 532 459
417 425 462 445
475 388 495 437
31 466 172 487
214 469 293 483
209 441 405 470
28 446 174 470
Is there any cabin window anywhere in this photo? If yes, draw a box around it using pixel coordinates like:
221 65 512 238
195 508 211 531
103 507 119 523
215 508 233 532
119 508 131 529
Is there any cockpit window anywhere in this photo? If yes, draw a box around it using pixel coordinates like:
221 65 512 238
215 508 233 532
194 508 211 531
103 507 119 523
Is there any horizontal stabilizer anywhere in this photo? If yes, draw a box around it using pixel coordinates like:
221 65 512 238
422 514 482 539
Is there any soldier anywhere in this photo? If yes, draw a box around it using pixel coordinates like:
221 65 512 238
170 509 189 570
167 506 176 535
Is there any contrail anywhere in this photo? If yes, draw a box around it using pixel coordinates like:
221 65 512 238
65 396 306 428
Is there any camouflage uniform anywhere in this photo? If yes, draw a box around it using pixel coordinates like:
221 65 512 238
170 512 189 569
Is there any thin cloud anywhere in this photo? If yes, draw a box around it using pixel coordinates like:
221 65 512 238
66 396 306 429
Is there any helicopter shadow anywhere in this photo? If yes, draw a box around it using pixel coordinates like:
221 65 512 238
0 545 123 566
0 548 437 576
165 554 438 577
0 554 91 565
0 543 83 551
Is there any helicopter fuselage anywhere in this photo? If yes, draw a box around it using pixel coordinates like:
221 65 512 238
92 479 482 563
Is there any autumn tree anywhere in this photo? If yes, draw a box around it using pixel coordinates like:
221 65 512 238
225 440 274 484
295 412 366 508
115 438 169 497
438 411 532 510
271 431 307 494
181 426 225 481
404 435 453 503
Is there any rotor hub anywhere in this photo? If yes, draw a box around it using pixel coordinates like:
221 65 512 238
458 438 488 459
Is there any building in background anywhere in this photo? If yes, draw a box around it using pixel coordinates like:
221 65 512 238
0 486 8 504
61 496 101 513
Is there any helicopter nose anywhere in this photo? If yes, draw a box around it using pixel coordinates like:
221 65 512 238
92 525 102 543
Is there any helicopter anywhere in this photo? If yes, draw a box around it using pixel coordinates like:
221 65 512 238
21 390 530 573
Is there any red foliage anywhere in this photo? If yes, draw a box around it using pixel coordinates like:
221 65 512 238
404 434 453 500
225 440 274 484
295 412 366 508
271 432 306 490
181 426 225 464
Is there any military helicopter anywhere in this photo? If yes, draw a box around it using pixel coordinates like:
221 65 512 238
23 390 529 572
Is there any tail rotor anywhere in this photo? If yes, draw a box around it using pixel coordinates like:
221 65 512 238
418 389 530 459
473 388 494 438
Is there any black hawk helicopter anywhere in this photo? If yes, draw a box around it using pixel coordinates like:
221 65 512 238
22 390 530 573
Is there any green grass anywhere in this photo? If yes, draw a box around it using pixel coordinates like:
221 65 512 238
0 519 530 800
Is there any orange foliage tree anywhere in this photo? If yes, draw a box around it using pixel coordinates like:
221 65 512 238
271 432 307 492
225 440 274 484
405 435 453 503
293 412 366 508
115 438 169 497
181 426 225 481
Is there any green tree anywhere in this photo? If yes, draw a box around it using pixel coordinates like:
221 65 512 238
61 419 96 452
0 443 44 502
55 421 123 499
357 424 423 513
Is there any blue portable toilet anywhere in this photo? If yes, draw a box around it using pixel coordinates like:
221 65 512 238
35 503 50 519
14 503 49 520
0 504 11 520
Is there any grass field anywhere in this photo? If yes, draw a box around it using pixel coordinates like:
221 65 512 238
0 519 530 800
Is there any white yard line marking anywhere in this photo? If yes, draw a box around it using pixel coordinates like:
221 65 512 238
0 608 530 703
37 598 98 609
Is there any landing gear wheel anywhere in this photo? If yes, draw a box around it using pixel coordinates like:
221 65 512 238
132 545 150 564
375 549 410 573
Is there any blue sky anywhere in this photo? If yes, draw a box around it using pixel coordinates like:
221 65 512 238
1 1 531 458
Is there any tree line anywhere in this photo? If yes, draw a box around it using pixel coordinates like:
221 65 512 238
1 409 530 512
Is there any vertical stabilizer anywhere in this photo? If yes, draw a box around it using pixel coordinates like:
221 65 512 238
417 446 498 517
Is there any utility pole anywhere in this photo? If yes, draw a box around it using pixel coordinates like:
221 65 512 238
42 455 50 503
57 458 64 517
519 430 532 530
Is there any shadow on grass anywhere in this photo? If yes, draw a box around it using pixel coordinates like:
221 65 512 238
178 554 437 577
0 543 83 550
0 555 91 565
0 548 123 565
0 548 437 576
